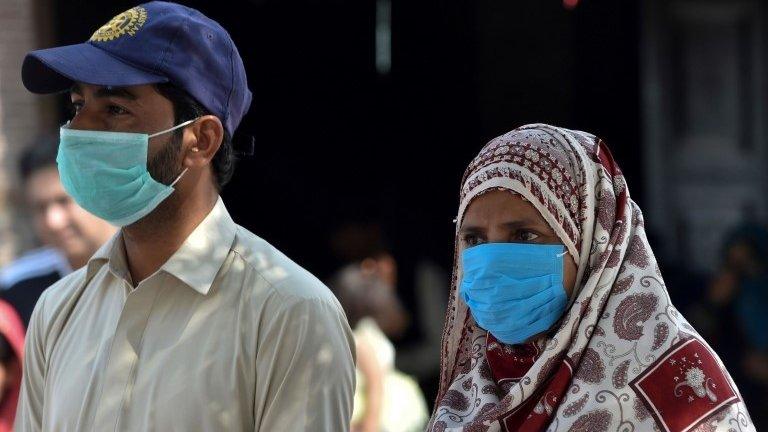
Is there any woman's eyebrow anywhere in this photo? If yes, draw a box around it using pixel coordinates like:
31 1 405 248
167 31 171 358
459 225 485 234
502 219 554 232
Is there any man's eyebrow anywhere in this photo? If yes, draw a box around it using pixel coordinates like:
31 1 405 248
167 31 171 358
69 83 83 96
68 83 137 101
95 86 137 100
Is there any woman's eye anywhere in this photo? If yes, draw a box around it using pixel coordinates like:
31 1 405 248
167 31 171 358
463 234 485 247
518 231 541 242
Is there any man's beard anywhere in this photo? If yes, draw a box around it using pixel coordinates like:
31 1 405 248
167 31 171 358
148 132 183 185
128 133 184 229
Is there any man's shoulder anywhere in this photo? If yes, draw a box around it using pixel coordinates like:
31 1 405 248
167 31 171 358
230 224 338 305
30 266 90 322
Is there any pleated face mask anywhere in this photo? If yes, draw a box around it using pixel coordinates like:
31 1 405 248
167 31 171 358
57 119 196 227
460 242 568 345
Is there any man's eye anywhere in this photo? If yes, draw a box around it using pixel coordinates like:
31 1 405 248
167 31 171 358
33 203 47 216
108 105 129 115
57 196 72 207
69 101 84 115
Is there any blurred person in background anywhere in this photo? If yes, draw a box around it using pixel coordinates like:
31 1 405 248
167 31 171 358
0 137 115 327
429 124 755 431
0 300 25 432
331 223 448 407
329 262 429 432
708 220 768 429
15 2 354 431
330 224 410 339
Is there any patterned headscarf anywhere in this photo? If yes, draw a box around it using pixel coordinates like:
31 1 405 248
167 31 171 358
428 124 755 432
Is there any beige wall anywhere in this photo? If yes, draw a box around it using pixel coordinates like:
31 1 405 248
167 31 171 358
0 0 56 265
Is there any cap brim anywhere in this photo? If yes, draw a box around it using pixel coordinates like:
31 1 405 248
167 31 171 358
22 42 168 94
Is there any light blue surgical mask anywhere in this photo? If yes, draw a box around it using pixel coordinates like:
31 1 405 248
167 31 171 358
460 242 568 345
57 119 197 227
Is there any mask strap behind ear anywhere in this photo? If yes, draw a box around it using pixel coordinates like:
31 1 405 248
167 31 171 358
170 167 189 187
149 118 198 138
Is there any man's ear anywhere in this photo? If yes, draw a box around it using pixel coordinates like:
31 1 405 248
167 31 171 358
183 115 223 168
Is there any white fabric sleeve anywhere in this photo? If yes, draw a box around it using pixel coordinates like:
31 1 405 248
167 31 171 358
253 295 356 432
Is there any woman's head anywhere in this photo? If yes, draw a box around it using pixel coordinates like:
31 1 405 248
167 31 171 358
454 125 605 345
431 125 751 432
456 125 596 265
460 189 578 297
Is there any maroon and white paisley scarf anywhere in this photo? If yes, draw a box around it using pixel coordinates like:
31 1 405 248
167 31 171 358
428 124 755 432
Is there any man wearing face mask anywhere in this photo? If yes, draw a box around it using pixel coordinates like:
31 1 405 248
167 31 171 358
15 2 355 431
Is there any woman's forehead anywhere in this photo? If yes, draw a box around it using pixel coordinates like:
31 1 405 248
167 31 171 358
463 190 545 225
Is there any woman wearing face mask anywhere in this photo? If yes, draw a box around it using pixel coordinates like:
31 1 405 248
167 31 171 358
428 124 755 431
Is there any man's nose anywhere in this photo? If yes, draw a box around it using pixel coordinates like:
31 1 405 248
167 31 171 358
69 105 106 131
45 203 70 232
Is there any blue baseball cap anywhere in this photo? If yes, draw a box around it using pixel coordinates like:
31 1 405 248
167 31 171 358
22 1 252 136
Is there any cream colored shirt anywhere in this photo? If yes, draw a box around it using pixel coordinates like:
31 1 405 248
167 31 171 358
15 197 356 431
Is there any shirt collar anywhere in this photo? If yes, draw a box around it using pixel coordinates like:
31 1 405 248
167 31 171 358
86 197 237 295
86 233 124 281
161 197 237 294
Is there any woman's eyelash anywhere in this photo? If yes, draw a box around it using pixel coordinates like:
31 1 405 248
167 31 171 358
518 231 541 241
461 230 544 246
463 234 484 245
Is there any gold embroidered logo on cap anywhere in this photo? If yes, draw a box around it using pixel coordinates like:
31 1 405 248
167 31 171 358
90 6 148 42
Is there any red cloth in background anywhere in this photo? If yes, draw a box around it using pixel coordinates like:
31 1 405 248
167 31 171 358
0 300 25 432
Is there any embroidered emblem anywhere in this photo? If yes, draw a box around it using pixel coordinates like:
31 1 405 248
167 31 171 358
629 339 738 432
90 6 148 42
674 366 717 403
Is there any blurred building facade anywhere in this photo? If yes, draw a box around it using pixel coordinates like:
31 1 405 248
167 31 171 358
642 0 768 272
0 0 56 265
0 0 763 305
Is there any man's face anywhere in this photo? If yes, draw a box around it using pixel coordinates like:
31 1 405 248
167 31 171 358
26 166 114 263
69 82 183 185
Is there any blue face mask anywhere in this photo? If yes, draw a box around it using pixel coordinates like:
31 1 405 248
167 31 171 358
460 242 568 345
57 119 196 227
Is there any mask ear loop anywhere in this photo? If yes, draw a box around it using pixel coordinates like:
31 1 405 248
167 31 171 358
557 251 568 258
169 168 189 187
148 118 198 138
153 118 199 188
